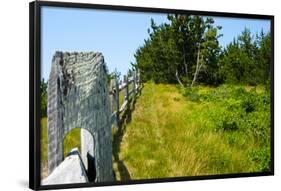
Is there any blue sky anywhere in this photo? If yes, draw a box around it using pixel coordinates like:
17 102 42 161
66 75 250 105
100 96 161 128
41 7 270 80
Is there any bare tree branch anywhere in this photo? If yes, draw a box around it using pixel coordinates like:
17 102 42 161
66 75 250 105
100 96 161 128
175 68 184 87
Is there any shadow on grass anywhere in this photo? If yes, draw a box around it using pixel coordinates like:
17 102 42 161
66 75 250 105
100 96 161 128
112 84 143 181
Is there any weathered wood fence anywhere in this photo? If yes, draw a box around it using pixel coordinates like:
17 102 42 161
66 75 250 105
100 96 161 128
110 68 141 127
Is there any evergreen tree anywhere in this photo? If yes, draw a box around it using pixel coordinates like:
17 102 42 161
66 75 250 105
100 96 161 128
135 16 270 86
219 28 271 85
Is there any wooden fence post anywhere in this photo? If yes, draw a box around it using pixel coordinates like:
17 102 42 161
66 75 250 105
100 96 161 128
109 69 141 128
138 70 141 89
114 77 120 127
135 68 138 90
124 75 129 105
110 79 115 124
133 70 137 96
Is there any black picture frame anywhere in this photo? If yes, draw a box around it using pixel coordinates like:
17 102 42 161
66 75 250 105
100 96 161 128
29 1 274 190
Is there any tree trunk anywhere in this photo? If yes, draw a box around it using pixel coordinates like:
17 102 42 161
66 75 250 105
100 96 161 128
175 68 184 87
183 45 189 81
191 44 202 87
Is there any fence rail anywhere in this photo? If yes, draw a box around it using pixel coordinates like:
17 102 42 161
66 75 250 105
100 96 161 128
110 69 141 127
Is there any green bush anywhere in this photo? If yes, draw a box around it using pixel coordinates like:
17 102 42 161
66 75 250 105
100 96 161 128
182 84 270 143
216 112 239 132
179 83 271 173
183 87 200 102
173 97 180 102
243 111 270 144
242 94 256 113
248 147 271 172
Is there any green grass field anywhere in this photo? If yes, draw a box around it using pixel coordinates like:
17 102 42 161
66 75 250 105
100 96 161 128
112 82 271 180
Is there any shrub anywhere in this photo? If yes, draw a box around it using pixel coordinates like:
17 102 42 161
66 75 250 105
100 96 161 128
233 87 246 97
183 87 200 102
225 98 242 111
173 97 180 102
242 94 256 113
243 111 270 144
248 147 271 172
216 112 239 132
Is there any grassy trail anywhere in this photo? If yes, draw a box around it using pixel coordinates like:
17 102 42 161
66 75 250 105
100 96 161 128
113 82 263 180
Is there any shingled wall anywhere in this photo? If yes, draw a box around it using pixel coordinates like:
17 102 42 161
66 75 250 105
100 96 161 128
47 51 113 182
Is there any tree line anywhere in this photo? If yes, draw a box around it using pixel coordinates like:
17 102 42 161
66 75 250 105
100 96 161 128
134 14 271 87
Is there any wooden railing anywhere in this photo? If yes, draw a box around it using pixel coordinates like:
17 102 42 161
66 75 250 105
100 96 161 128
110 69 141 127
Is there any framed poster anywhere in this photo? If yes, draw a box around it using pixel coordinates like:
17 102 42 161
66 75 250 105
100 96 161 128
29 1 274 190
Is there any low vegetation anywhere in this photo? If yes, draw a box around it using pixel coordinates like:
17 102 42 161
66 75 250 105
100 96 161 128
113 82 270 180
41 118 48 165
40 117 48 178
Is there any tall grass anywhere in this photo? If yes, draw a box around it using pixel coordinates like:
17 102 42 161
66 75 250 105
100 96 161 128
113 82 271 180
40 118 48 178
